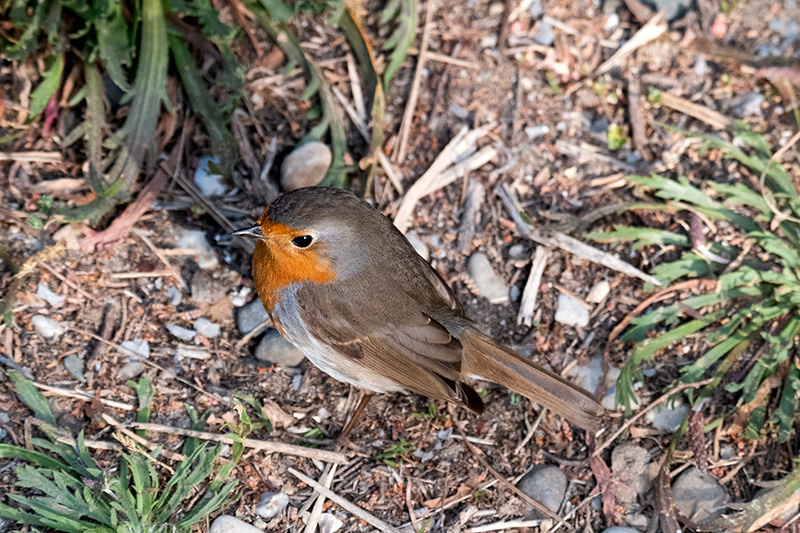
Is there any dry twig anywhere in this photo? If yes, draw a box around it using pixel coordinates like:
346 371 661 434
131 422 349 464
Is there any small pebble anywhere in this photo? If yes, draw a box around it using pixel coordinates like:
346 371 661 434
63 354 85 381
255 329 305 368
280 142 331 191
586 280 610 303
488 2 505 15
228 286 251 307
554 294 590 328
193 156 227 197
166 323 197 342
534 21 555 46
178 230 219 270
238 299 269 335
611 443 652 505
672 467 727 523
568 356 637 409
117 339 150 381
167 286 182 306
524 124 550 140
509 285 521 302
406 231 430 262
733 92 764 116
256 492 289 519
517 465 567 517
604 13 619 30
209 516 263 533
648 0 693 21
528 0 543 17
36 283 65 307
318 513 344 533
508 244 527 260
646 399 689 432
32 315 65 341
467 253 510 305
194 318 220 339
480 35 498 48
694 57 708 77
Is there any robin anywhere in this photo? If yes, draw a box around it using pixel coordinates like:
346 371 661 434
233 187 603 436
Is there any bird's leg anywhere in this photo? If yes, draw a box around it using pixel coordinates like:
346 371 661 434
338 391 373 445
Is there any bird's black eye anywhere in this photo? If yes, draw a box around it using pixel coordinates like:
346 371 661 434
291 235 313 248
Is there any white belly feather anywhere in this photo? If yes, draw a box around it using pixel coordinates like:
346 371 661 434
272 285 402 393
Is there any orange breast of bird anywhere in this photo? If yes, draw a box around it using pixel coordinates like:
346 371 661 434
251 219 336 323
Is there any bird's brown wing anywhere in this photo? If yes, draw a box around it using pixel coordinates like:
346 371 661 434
297 280 484 412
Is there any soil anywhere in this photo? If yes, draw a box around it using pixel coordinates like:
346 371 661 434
1 0 800 531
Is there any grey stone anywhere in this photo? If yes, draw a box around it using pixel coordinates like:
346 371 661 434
672 467 727 523
318 513 344 533
280 141 331 191
567 356 638 410
528 0 543 17
238 299 269 334
194 318 220 339
524 125 550 140
255 329 305 368
591 118 609 134
467 253 509 305
178 230 218 270
117 339 150 381
643 0 694 22
555 294 590 328
406 231 430 262
166 323 196 342
209 516 263 533
517 465 567 517
508 244 527 260
586 280 610 303
32 315 65 340
193 157 227 197
167 286 182 306
64 354 85 381
36 283 65 307
534 21 555 46
611 444 652 505
601 528 640 533
733 92 764 116
646 399 689 432
256 492 289 519
510 285 521 302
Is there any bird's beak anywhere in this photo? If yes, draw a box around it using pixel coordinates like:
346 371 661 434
230 225 265 239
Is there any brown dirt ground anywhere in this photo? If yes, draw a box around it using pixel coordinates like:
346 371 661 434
1 0 800 531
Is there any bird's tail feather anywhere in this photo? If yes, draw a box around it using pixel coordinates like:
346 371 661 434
461 329 603 432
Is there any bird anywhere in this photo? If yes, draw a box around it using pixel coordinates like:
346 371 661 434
233 186 603 436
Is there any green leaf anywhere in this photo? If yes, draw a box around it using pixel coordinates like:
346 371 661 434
381 0 418 87
587 225 689 250
777 361 800 443
8 370 57 426
95 2 132 91
128 377 155 438
607 124 626 150
168 33 237 170
29 54 63 119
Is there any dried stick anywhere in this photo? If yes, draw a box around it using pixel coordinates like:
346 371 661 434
394 126 495 233
516 246 550 326
457 179 486 254
595 11 667 76
394 0 436 163
35 383 134 411
131 422 349 464
0 152 62 163
304 464 339 533
657 91 732 131
288 467 400 532
495 185 661 286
